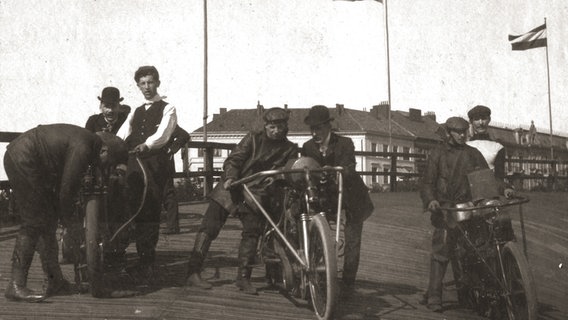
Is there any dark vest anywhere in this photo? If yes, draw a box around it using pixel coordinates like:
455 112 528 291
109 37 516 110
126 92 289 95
125 100 168 149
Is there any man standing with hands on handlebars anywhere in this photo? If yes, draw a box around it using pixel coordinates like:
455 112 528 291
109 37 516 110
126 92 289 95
301 105 375 295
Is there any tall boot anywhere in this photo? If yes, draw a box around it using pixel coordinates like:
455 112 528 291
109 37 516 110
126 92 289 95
37 233 71 296
235 236 258 295
186 232 213 289
425 258 448 312
5 231 46 302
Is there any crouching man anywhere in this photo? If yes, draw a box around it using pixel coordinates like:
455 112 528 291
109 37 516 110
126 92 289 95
3 124 128 302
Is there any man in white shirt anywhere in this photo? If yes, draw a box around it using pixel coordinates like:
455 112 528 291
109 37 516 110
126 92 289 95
117 66 177 280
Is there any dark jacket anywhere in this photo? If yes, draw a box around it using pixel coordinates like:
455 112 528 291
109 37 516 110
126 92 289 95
302 132 374 224
210 130 298 214
6 124 102 218
165 125 190 176
420 142 489 209
85 112 128 134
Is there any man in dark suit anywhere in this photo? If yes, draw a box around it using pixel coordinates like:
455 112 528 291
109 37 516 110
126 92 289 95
301 105 375 293
85 87 129 134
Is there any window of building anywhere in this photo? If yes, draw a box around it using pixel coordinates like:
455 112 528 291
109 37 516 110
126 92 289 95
392 145 398 159
383 144 389 153
371 143 377 153
403 146 410 160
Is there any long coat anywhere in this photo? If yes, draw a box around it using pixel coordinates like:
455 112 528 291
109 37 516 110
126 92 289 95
210 130 298 214
302 132 374 224
85 112 128 134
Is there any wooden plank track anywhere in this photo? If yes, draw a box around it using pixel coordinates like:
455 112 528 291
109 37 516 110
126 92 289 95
0 192 566 319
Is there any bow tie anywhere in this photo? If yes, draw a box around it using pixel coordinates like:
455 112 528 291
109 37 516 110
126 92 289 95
144 101 154 106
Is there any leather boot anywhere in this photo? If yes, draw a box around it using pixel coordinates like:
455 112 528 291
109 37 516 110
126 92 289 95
425 258 448 312
37 234 72 297
235 236 258 295
235 266 257 295
5 232 46 302
186 232 213 289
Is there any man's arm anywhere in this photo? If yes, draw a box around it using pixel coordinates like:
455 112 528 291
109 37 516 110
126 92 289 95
420 148 441 210
59 143 96 219
116 110 134 141
144 104 177 150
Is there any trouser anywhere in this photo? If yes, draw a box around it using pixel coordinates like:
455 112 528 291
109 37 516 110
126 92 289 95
127 154 168 266
426 220 458 303
237 209 264 271
163 177 180 231
187 201 230 274
4 152 64 287
342 219 364 285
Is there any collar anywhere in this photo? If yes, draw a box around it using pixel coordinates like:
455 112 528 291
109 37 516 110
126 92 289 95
144 94 166 106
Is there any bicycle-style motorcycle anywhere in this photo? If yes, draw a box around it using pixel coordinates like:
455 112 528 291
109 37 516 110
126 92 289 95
230 157 344 320
443 196 538 319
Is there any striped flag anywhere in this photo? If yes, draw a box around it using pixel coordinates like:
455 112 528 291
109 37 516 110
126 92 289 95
508 24 547 51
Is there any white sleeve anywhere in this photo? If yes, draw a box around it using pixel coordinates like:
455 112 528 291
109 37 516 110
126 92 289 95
145 103 177 150
116 111 134 141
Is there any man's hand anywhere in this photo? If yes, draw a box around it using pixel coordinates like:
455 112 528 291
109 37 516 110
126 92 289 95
223 178 234 190
133 143 149 154
504 188 515 199
427 200 440 212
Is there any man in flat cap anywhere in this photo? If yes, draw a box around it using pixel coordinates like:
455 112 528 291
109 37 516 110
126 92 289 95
301 105 375 295
86 87 129 134
3 124 128 302
419 117 489 312
185 107 297 295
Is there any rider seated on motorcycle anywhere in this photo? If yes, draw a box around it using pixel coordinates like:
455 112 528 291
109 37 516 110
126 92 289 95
185 107 298 294
419 117 514 312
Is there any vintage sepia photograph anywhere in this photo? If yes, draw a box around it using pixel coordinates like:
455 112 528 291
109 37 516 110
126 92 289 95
1 0 567 319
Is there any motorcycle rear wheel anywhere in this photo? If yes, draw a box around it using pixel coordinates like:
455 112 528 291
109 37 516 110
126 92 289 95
500 242 538 320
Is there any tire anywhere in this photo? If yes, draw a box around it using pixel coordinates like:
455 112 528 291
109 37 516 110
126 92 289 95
307 214 338 320
273 239 295 292
501 242 538 320
85 197 105 298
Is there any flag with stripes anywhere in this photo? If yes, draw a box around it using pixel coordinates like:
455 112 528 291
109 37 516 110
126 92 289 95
508 24 547 51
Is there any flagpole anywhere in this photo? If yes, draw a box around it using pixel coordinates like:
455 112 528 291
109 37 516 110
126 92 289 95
544 17 553 159
383 0 392 150
203 0 209 144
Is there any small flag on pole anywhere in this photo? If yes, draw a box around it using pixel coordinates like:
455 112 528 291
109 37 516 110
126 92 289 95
508 24 547 51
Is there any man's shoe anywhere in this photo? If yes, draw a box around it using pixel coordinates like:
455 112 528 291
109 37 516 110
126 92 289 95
427 302 443 312
235 278 257 295
5 282 46 302
45 278 74 296
186 273 212 289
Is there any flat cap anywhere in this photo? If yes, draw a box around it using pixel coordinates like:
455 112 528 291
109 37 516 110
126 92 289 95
467 105 491 119
444 117 469 131
263 107 289 124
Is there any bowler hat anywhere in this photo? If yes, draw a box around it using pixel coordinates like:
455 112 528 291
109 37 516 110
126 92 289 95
467 105 491 120
444 117 469 131
263 107 289 124
304 105 334 126
98 87 124 104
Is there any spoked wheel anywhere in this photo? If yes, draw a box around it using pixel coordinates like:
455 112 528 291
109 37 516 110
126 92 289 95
84 197 105 298
500 242 538 320
307 214 337 320
273 239 295 291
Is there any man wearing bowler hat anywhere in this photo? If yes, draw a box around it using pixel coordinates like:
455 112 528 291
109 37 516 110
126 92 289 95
86 87 130 134
301 105 375 295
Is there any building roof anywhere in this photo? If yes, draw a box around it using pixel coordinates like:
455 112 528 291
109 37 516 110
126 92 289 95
193 106 440 141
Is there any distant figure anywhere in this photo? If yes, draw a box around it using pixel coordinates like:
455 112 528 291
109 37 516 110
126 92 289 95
528 120 537 146
85 87 128 134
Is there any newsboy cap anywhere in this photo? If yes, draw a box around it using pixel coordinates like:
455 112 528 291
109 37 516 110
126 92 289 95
467 105 491 120
444 117 469 131
263 107 289 124
98 87 124 104
304 105 334 126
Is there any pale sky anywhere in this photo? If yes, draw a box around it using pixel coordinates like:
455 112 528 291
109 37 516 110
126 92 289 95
1 0 568 137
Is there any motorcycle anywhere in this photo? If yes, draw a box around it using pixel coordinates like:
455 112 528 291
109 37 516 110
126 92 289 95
443 196 538 319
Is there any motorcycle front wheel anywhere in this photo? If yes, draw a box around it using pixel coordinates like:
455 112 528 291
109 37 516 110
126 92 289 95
307 214 337 320
500 242 538 320
85 197 105 298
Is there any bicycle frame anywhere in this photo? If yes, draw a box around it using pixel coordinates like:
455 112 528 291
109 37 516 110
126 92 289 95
233 165 344 271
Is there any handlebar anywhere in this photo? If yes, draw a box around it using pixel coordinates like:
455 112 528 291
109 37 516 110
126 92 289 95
440 196 529 212
229 166 344 188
